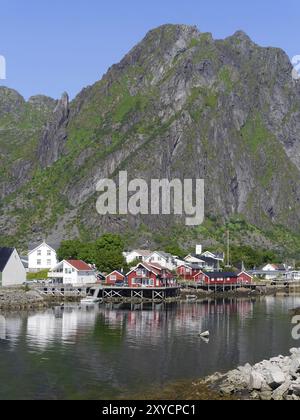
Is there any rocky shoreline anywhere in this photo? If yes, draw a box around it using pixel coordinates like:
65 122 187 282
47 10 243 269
202 348 300 400
0 288 77 311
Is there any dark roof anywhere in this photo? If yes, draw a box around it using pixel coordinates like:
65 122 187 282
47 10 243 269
0 247 14 272
200 256 221 265
187 262 205 269
204 272 238 279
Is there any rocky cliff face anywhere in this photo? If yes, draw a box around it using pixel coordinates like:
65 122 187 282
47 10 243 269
1 24 300 251
38 92 69 168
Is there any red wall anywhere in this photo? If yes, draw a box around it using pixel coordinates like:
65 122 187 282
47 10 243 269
127 269 159 288
237 272 253 284
106 272 125 285
194 272 253 285
177 266 200 281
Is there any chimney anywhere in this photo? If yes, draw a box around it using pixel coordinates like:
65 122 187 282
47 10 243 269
196 245 202 255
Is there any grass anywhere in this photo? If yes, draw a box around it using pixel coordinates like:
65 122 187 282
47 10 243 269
27 270 49 280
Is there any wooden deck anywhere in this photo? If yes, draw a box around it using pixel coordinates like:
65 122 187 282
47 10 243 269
36 285 181 302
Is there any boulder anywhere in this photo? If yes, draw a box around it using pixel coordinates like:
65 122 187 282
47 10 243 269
260 391 273 401
272 381 291 400
265 367 286 389
292 383 300 397
249 371 265 391
289 357 300 378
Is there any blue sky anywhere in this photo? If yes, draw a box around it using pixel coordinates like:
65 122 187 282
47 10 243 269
0 0 299 99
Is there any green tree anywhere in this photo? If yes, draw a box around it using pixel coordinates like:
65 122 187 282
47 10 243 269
57 240 83 261
93 234 127 273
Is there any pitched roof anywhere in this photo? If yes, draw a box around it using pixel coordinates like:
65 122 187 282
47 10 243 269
127 249 152 257
205 272 238 279
106 270 125 278
66 260 94 271
0 248 14 272
28 241 57 255
127 262 161 277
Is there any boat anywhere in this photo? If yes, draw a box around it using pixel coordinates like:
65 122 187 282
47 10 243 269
80 296 102 305
186 295 197 302
199 331 210 338
80 287 103 305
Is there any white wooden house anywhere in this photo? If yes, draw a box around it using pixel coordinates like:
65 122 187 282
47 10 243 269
145 251 177 271
123 250 152 265
48 260 97 286
28 241 58 272
0 248 26 287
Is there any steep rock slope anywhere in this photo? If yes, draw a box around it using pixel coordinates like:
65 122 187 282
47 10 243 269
1 24 300 251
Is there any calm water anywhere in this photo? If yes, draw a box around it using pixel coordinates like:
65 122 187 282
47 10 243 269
0 295 300 400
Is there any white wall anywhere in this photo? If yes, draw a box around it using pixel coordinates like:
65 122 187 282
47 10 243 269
61 262 96 286
28 243 58 272
146 253 176 271
2 249 26 287
124 251 148 264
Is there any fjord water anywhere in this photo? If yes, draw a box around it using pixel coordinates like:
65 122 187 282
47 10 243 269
0 296 299 400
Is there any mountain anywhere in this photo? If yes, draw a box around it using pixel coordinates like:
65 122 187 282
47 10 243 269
1 24 300 255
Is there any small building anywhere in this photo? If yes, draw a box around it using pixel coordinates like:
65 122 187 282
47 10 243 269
0 247 26 287
145 251 176 271
193 271 253 285
127 262 175 288
28 241 58 272
177 264 204 281
123 250 153 265
105 271 125 285
285 271 300 282
184 246 225 272
48 260 97 286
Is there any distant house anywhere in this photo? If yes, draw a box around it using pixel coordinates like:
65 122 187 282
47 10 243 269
127 262 175 288
123 250 152 265
0 248 26 287
285 271 300 282
106 271 125 285
48 260 97 286
28 241 58 272
177 263 204 281
20 256 29 272
145 251 176 271
184 246 224 272
193 271 253 285
261 263 288 272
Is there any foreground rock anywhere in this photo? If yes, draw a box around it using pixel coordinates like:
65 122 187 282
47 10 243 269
204 348 300 400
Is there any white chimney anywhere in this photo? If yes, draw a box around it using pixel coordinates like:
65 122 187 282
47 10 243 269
196 245 202 255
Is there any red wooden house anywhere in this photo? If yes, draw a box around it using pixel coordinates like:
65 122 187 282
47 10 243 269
127 262 175 288
105 271 125 285
177 264 204 281
193 271 253 285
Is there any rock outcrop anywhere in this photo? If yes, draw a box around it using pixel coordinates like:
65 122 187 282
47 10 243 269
205 348 300 400
38 92 70 167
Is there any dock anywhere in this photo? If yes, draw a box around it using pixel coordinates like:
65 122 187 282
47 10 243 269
36 284 181 302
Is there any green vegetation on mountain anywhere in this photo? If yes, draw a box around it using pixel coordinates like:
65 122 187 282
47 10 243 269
1 24 300 263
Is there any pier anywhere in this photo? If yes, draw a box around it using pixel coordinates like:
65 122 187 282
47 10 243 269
36 284 181 302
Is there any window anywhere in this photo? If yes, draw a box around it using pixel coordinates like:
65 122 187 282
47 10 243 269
37 250 41 256
47 260 51 266
110 275 117 281
47 250 51 256
37 260 41 265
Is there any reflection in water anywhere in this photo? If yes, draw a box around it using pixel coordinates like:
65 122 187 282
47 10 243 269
0 296 299 400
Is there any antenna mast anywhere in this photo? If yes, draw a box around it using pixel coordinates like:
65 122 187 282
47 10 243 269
226 229 231 268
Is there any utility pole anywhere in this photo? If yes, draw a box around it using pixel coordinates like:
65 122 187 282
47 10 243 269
226 229 231 268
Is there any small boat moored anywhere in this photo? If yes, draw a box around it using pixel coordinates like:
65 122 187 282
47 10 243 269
80 296 102 305
80 287 103 305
